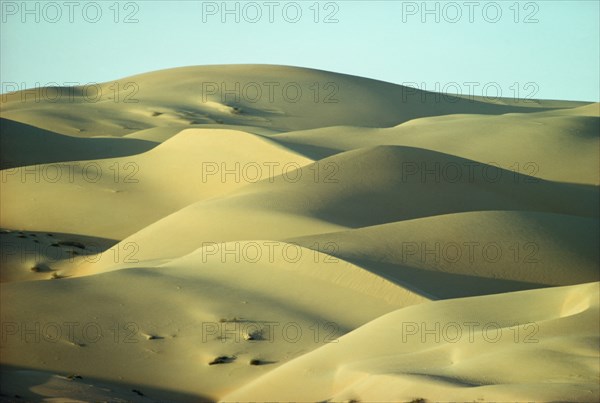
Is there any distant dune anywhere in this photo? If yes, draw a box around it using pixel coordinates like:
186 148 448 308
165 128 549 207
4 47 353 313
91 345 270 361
1 65 598 402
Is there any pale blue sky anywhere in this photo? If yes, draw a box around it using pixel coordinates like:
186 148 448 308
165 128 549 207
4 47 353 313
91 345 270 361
1 0 598 101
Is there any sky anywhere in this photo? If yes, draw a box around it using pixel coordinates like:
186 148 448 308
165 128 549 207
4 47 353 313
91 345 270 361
1 0 599 101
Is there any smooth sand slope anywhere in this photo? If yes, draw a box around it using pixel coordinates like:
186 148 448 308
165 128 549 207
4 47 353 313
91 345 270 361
1 65 598 402
223 282 600 403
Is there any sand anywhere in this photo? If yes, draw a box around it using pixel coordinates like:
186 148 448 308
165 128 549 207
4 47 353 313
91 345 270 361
1 65 598 402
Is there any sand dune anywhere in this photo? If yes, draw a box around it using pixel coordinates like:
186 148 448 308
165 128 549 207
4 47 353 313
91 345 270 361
289 211 599 297
0 242 427 400
0 128 312 239
75 144 597 276
1 65 598 402
223 282 599 402
271 107 600 185
1 65 589 137
0 118 157 170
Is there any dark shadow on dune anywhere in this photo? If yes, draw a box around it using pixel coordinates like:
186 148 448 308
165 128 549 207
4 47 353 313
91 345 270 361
0 228 118 258
325 257 553 300
400 372 490 387
264 138 342 160
0 229 119 282
0 118 158 169
0 364 212 402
